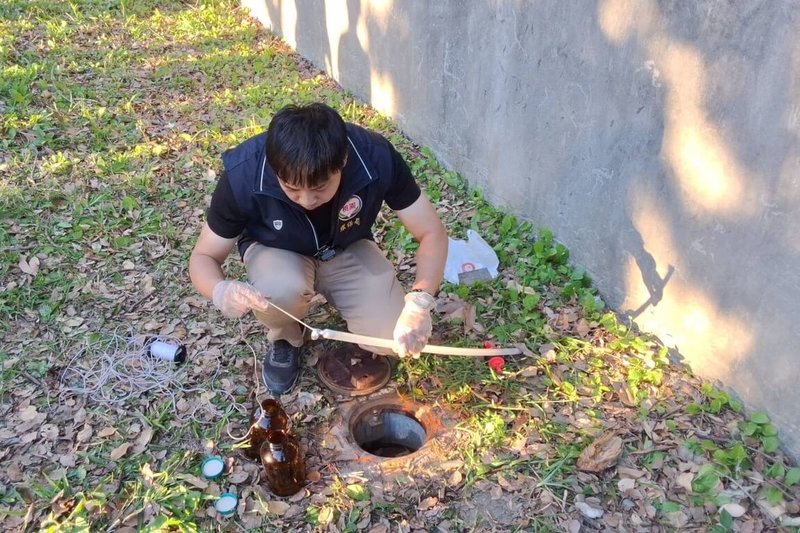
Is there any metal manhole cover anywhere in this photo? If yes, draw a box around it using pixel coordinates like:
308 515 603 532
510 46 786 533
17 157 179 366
317 345 391 396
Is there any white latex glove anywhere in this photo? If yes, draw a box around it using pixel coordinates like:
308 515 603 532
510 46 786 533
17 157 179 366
392 291 436 358
212 280 270 319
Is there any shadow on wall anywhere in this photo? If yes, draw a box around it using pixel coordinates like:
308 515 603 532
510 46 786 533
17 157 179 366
241 0 800 451
598 0 800 406
246 0 400 115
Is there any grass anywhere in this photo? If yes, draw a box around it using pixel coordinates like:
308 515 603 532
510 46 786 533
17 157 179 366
2 0 800 531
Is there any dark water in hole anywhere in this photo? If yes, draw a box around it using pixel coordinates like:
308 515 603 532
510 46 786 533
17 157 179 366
361 440 414 457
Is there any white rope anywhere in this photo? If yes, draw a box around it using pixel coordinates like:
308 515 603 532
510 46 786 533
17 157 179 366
225 322 263 443
259 300 523 357
255 300 316 332
57 294 520 424
310 328 521 357
59 329 247 421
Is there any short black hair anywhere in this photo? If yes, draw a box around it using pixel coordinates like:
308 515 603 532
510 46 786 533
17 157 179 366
266 103 348 188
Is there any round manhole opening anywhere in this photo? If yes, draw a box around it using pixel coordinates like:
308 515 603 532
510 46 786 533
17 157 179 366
351 407 427 458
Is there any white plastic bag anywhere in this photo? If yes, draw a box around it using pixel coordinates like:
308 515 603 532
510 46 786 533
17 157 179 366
444 229 499 284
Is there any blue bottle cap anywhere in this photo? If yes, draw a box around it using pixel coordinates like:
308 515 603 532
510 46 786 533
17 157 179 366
200 456 225 479
215 492 238 516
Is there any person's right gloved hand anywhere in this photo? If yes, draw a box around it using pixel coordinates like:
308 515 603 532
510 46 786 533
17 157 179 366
212 280 270 319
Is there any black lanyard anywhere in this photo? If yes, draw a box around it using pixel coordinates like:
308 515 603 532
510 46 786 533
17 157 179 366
313 181 343 262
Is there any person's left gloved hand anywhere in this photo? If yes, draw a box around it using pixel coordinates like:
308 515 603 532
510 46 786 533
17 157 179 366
392 291 436 358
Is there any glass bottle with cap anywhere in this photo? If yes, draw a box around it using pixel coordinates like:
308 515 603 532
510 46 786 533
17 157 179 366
244 399 289 460
260 429 305 496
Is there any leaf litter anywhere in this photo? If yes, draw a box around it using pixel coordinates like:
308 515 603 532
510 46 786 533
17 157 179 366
1 1 799 532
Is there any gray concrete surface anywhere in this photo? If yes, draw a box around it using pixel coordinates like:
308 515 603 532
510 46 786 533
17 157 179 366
241 0 800 457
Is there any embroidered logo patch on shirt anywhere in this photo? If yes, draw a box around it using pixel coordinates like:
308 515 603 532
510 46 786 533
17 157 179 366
338 195 363 221
273 220 283 230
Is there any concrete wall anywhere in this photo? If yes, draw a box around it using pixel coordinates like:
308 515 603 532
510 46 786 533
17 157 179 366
242 0 800 456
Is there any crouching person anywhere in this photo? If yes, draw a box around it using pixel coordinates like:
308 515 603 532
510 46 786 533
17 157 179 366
189 102 448 395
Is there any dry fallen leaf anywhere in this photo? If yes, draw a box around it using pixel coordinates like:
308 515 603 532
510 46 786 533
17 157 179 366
228 469 249 484
109 442 131 460
418 496 438 511
18 255 40 276
448 470 463 487
50 493 72 518
438 298 478 333
176 474 208 490
720 503 747 518
59 454 77 468
141 463 156 488
676 471 694 492
76 425 93 443
74 408 87 424
7 462 23 482
133 425 153 453
538 343 557 362
19 405 39 422
97 427 117 438
356 514 371 529
616 383 637 406
664 510 689 528
757 498 787 521
617 478 635 492
40 424 59 440
438 298 468 321
63 317 84 328
239 509 263 530
576 501 604 519
513 342 534 357
289 490 306 503
577 432 623 472
267 500 290 515
617 466 645 479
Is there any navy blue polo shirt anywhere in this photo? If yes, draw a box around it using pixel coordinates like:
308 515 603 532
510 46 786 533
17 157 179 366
207 123 421 259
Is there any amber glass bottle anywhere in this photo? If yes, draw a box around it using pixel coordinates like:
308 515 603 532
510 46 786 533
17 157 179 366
260 429 305 496
244 399 289 460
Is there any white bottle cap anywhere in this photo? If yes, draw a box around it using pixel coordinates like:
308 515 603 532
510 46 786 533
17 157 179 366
200 456 225 479
215 492 238 516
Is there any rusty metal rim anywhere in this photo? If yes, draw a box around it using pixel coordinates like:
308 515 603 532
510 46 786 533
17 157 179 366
316 347 392 397
346 395 435 460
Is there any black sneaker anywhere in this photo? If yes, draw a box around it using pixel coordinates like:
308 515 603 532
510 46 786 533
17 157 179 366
262 340 301 395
